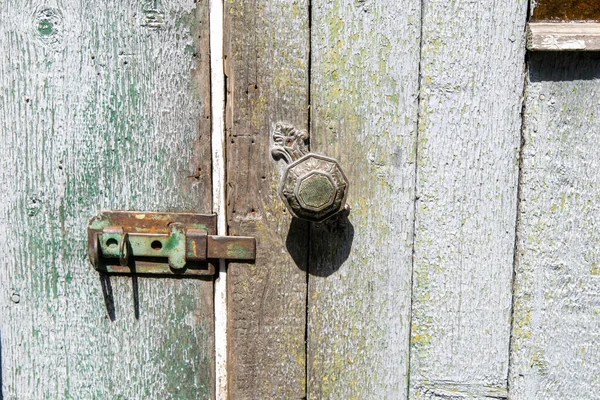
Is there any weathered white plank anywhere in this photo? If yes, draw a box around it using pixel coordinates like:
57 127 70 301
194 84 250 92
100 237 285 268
410 0 528 398
0 1 214 398
509 52 600 399
209 0 228 397
528 23 600 51
308 1 421 398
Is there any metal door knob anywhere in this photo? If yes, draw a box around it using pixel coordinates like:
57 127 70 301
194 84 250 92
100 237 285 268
271 123 349 223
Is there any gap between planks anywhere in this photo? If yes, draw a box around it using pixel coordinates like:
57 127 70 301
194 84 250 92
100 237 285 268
209 0 227 399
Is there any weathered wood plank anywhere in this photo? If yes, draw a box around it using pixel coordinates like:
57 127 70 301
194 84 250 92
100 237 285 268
0 1 213 398
224 1 310 398
528 23 600 51
308 1 421 398
409 1 528 398
509 52 600 400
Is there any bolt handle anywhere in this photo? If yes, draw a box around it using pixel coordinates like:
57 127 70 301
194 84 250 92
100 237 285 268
272 123 349 223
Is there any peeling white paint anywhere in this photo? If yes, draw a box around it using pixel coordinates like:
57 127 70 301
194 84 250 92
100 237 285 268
529 23 600 51
210 0 228 399
541 36 586 50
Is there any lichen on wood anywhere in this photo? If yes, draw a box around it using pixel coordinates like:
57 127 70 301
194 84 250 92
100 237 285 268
409 0 528 397
308 1 422 398
509 52 600 400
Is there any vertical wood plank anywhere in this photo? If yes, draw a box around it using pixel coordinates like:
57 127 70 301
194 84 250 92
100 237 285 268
409 1 528 398
509 52 600 400
308 1 422 398
0 1 214 398
224 1 310 398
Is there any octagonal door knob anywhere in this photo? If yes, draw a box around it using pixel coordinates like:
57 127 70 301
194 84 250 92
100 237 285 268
271 123 349 223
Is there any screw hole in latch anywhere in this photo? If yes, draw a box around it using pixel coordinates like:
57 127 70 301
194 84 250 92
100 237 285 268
151 240 162 250
106 238 118 248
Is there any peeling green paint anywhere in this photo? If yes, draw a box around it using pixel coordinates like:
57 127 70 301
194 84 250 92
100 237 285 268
1 1 214 398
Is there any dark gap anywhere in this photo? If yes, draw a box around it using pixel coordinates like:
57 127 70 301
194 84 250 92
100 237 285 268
406 0 427 396
506 58 529 398
305 226 311 400
305 0 313 397
223 31 229 240
529 52 600 82
507 5 531 395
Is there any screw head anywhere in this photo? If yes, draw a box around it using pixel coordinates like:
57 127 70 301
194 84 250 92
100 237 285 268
279 154 348 222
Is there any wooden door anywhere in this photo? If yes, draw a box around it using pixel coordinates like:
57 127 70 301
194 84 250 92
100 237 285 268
224 0 529 399
225 0 528 398
4 1 600 399
0 1 214 398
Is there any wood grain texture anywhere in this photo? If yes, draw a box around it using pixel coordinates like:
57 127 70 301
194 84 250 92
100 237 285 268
528 23 600 51
224 1 310 398
0 1 213 398
509 52 600 400
308 1 421 398
409 1 528 398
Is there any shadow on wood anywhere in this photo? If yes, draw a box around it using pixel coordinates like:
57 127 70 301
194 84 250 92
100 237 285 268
529 52 600 82
99 267 138 321
99 273 116 322
285 215 354 277
98 269 213 321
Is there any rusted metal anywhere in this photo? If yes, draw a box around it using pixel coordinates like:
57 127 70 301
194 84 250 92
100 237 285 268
532 0 600 21
88 211 255 276
207 235 256 260
270 122 309 163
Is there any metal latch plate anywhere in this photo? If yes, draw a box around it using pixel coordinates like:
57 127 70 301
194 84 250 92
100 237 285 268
88 211 255 276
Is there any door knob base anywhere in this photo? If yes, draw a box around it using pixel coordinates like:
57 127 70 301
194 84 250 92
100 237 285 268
272 122 349 223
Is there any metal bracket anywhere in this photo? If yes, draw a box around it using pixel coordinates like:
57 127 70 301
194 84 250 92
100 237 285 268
88 211 255 276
